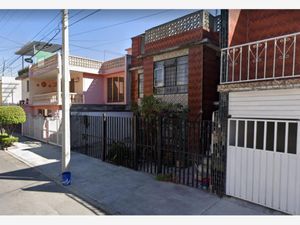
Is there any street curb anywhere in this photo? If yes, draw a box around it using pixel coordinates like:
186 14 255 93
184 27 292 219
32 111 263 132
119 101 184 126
5 149 118 215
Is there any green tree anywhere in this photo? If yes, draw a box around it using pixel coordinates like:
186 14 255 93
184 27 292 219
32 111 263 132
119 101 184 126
0 106 26 135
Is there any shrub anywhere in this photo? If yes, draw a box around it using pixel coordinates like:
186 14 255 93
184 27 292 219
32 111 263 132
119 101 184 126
155 174 173 182
107 141 132 167
133 95 188 119
0 134 18 149
0 106 26 135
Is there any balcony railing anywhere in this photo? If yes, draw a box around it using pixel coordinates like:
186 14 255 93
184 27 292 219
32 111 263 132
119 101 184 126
31 92 84 106
28 54 102 76
69 55 102 70
220 32 300 84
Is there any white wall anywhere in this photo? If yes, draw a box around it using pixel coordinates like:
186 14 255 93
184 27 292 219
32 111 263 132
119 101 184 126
21 78 30 102
83 77 93 92
0 76 22 105
229 88 300 119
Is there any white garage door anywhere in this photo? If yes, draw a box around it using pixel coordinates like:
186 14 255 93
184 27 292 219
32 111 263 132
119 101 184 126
226 88 300 214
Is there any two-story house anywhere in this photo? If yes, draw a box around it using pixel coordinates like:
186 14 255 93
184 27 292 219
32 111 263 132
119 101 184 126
16 41 130 145
219 10 300 214
130 10 221 121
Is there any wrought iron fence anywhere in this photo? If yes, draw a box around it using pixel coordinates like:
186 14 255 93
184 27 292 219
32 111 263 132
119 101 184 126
220 31 300 84
70 114 224 194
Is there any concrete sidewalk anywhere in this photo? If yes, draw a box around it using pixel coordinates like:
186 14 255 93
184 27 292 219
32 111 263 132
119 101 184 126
6 136 284 215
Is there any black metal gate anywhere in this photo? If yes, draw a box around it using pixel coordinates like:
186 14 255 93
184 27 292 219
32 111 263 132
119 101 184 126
70 114 224 193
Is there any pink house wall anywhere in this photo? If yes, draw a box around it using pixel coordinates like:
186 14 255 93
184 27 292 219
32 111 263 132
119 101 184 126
83 77 105 104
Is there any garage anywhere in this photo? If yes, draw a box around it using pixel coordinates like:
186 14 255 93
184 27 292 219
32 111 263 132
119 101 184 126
226 88 300 214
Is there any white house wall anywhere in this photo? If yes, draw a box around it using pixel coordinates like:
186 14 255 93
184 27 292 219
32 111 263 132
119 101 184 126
229 88 300 119
1 76 22 105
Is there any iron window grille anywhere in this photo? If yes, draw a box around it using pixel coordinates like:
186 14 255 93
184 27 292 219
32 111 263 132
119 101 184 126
138 73 144 98
154 56 188 95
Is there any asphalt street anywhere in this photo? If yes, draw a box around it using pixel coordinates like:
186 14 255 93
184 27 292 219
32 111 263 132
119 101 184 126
0 150 104 215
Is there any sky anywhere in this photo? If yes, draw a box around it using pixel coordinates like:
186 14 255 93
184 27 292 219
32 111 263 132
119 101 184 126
0 9 219 76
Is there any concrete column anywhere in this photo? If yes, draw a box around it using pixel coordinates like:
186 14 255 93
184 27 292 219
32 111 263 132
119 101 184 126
57 52 62 105
61 9 71 173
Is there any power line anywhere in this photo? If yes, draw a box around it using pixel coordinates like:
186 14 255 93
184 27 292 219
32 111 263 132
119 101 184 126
2 28 61 74
70 43 123 55
26 28 61 62
6 11 31 37
70 10 170 37
69 10 101 28
0 11 61 71
0 35 23 45
69 10 84 20
29 11 61 41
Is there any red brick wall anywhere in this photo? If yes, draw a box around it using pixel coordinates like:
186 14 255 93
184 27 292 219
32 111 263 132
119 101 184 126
188 45 203 120
130 27 220 120
131 35 143 67
227 10 300 81
202 46 220 120
143 56 154 96
145 28 204 54
131 35 144 103
229 10 300 46
131 70 139 103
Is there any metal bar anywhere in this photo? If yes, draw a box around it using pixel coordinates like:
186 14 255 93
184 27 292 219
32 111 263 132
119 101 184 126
226 49 229 82
133 116 137 170
247 45 250 80
255 43 258 80
273 39 277 78
239 47 242 81
222 31 300 50
264 42 267 79
293 35 296 76
217 74 300 84
232 48 235 81
102 114 106 161
282 37 286 77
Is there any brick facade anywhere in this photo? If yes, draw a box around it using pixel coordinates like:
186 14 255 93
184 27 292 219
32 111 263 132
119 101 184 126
226 10 300 83
229 10 300 46
130 11 220 120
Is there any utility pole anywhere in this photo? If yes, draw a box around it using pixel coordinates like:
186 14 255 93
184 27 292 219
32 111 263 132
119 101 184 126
61 9 71 174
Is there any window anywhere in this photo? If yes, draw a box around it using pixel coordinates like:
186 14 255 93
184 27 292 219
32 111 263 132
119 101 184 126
230 119 298 155
246 121 254 148
238 120 245 147
138 73 144 98
229 120 236 146
154 61 164 87
26 80 29 92
266 122 275 151
277 122 285 153
288 123 297 154
107 77 124 103
176 56 188 85
256 121 264 150
153 56 188 94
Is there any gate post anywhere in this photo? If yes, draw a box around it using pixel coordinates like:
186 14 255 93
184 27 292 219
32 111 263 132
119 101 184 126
133 115 138 170
157 116 162 174
102 114 107 161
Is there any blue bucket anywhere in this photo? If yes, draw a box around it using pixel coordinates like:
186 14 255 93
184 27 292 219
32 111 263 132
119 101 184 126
62 171 71 186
